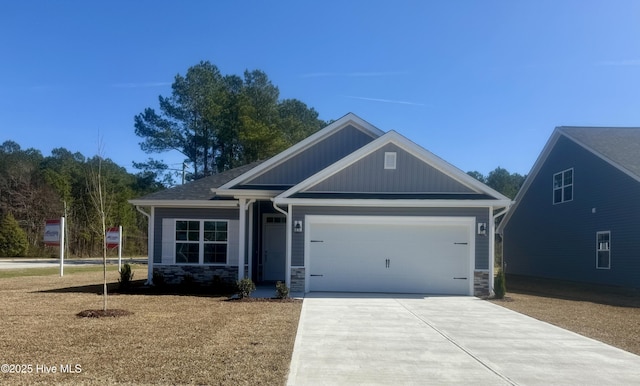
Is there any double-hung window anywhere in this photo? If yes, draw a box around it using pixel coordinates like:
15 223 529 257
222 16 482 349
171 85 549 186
553 168 573 204
175 220 228 264
596 231 611 269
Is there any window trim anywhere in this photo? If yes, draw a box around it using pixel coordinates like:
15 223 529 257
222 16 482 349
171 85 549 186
595 231 611 270
174 219 229 265
552 168 574 204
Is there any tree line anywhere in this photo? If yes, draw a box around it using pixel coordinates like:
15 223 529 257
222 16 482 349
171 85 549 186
0 141 162 257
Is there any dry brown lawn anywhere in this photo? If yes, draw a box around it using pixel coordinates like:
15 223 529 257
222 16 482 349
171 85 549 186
491 274 640 355
0 267 301 385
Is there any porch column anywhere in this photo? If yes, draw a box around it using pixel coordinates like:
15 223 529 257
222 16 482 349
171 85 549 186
148 207 154 285
238 198 246 281
247 201 254 281
488 206 495 295
285 204 292 289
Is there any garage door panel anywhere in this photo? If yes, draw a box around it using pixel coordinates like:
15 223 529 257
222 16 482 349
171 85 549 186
308 217 473 295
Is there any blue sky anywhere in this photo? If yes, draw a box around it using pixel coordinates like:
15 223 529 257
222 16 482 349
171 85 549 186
1 1 639 177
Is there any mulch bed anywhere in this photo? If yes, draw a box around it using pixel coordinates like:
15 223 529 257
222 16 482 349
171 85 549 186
77 309 134 318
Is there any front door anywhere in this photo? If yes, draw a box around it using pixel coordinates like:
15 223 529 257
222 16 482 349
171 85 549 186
262 215 286 281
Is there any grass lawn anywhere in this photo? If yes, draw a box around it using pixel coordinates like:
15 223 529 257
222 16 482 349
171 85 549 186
0 266 302 385
491 274 640 356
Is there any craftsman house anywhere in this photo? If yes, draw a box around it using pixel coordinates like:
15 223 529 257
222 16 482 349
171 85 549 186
130 113 511 296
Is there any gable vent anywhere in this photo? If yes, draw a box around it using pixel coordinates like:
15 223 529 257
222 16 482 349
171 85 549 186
384 152 397 170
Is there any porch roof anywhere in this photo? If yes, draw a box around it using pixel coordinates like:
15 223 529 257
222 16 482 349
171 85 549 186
129 161 264 204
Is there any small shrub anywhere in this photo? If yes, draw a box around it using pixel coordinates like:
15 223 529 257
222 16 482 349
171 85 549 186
275 281 289 299
494 269 506 299
236 278 256 299
118 263 134 290
152 270 166 288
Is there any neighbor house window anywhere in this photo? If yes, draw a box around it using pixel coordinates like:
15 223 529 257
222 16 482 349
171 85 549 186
596 231 610 269
553 168 573 204
175 220 228 264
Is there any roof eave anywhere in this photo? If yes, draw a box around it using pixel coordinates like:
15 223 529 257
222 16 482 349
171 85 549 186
128 199 239 208
274 197 512 208
211 189 282 199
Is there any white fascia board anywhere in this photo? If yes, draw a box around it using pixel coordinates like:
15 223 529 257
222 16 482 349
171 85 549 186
217 113 384 190
211 189 281 199
274 197 512 208
497 128 561 233
278 130 511 201
128 199 239 208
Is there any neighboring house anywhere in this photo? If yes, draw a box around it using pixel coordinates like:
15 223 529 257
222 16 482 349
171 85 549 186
498 126 640 288
129 113 511 296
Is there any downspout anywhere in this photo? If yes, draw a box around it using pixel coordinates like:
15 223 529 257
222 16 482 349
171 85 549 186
135 205 154 285
490 205 511 295
493 206 511 272
271 199 292 290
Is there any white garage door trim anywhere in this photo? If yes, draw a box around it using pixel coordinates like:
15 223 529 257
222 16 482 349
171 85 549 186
304 215 475 294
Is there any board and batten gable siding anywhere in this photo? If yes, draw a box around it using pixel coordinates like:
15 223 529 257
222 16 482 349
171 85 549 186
305 143 476 193
503 135 640 287
290 206 490 269
243 125 376 186
153 207 240 265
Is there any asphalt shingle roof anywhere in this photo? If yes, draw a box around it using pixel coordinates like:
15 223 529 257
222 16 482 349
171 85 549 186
559 126 640 179
135 161 264 201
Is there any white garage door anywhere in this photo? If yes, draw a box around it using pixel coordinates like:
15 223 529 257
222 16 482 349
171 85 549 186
306 216 474 295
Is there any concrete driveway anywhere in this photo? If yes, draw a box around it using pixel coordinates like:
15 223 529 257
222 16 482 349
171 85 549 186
287 294 640 385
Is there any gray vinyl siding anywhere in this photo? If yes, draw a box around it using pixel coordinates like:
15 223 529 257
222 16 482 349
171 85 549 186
244 125 376 186
503 135 640 288
153 207 239 264
306 143 475 193
291 206 490 269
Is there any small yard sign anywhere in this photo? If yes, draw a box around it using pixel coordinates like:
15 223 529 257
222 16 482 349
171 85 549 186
106 226 123 271
44 218 65 276
44 219 61 246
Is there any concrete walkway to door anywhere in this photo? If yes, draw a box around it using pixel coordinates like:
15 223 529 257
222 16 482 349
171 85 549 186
287 293 640 385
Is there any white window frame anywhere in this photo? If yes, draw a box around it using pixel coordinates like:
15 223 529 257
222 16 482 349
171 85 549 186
384 152 397 170
596 231 611 270
553 168 573 204
174 219 229 265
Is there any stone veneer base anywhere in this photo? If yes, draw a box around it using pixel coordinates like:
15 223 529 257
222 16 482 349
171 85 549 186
153 265 238 286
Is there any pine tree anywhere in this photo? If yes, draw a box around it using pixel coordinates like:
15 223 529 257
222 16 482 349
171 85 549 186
0 213 28 257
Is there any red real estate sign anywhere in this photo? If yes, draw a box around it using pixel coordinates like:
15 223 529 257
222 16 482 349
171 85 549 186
44 219 61 246
106 227 121 249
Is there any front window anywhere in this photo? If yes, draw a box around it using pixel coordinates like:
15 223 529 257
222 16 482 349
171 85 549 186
553 168 573 204
175 220 228 264
596 231 611 269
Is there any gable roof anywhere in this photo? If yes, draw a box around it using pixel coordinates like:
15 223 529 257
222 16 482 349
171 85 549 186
129 161 263 206
276 130 511 207
214 113 384 195
498 126 640 233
